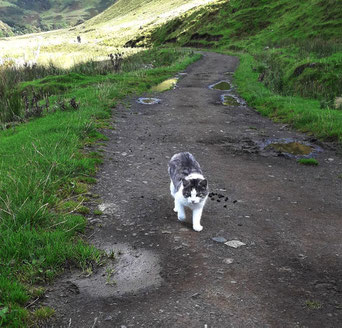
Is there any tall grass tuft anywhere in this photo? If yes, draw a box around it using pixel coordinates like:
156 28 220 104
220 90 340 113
0 48 194 124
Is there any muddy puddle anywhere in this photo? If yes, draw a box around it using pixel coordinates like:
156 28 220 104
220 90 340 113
151 77 178 92
209 80 232 91
221 93 246 107
261 138 322 158
69 243 162 297
200 135 322 158
268 142 312 155
137 97 161 105
199 135 259 154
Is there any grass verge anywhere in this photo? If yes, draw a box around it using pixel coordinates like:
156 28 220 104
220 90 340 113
0 48 200 327
231 53 342 142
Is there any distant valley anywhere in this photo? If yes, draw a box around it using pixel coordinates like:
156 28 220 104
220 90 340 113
0 0 116 35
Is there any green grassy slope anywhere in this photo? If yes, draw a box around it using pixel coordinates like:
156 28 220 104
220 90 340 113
78 0 218 46
0 0 115 34
147 0 342 141
0 19 13 37
149 0 342 101
149 0 342 49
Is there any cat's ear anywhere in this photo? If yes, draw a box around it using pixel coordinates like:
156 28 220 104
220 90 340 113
199 179 208 188
182 178 190 187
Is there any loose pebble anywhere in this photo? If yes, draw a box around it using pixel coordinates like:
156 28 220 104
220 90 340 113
223 258 234 264
212 236 227 243
225 240 246 248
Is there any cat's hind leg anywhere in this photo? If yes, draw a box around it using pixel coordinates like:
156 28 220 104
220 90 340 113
175 197 185 221
177 205 186 221
170 181 178 212
173 200 178 213
170 180 176 197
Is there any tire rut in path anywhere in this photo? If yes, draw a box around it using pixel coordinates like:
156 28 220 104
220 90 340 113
44 52 342 328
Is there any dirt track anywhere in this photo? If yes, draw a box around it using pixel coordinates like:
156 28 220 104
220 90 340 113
45 52 342 328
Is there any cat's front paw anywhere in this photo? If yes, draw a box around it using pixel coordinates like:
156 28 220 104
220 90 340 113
178 215 186 221
173 207 178 213
193 225 203 232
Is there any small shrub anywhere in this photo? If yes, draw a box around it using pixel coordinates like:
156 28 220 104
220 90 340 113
305 300 322 310
78 177 97 184
297 158 319 166
58 200 89 214
73 182 88 195
33 306 55 320
320 98 335 110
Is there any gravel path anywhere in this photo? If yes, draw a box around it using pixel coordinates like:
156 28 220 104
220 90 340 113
45 52 342 328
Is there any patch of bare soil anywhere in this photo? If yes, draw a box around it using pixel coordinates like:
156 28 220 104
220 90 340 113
42 53 342 328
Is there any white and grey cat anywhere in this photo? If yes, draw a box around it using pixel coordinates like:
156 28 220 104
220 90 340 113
168 152 209 232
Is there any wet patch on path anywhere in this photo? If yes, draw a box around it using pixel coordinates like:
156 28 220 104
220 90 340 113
209 80 233 91
150 77 178 92
221 93 246 107
199 134 323 159
261 138 323 158
48 243 162 301
136 97 161 105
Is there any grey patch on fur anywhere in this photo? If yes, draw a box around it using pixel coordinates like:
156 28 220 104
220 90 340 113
168 152 206 193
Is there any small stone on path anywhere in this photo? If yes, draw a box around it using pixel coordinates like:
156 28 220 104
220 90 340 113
88 218 102 224
212 237 227 243
225 240 246 248
223 258 234 264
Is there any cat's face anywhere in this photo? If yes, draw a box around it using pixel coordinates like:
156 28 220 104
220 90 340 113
182 178 208 204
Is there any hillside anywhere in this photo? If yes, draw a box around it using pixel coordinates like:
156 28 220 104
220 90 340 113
148 0 342 48
146 0 342 104
0 0 115 34
0 0 218 67
0 19 13 37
